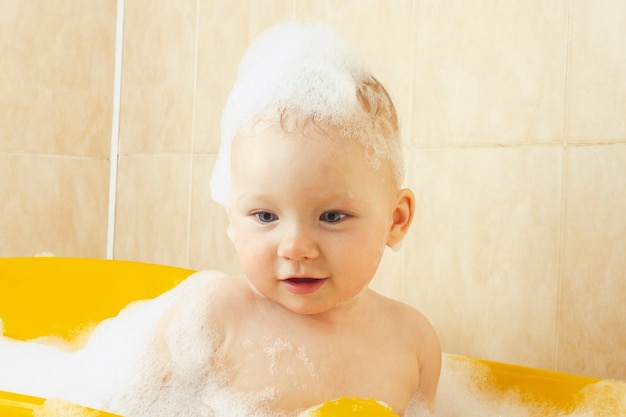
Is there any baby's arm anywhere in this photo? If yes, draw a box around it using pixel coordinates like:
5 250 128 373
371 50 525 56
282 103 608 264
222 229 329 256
408 311 441 411
418 320 441 408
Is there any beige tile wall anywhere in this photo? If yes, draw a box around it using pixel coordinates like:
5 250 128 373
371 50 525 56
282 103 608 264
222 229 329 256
0 0 115 258
402 148 563 371
1 0 624 380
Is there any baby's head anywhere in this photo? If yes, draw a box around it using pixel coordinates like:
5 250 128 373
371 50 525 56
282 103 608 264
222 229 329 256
210 21 404 207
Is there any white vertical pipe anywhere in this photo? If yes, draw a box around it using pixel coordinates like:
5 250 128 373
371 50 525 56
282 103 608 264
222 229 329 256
106 0 125 259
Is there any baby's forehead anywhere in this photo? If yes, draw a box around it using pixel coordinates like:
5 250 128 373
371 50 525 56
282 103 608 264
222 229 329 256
232 121 397 181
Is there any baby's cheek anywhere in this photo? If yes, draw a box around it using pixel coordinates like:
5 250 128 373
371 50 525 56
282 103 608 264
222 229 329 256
240 239 265 260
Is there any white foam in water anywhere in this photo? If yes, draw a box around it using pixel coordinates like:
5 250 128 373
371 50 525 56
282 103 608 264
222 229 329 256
1 272 291 417
433 356 539 417
2 272 626 416
434 355 626 417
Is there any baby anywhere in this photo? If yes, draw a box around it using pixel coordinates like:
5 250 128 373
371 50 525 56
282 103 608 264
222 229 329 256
154 22 441 416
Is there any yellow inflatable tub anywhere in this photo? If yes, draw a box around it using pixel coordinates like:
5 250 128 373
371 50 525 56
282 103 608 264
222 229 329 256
0 257 618 416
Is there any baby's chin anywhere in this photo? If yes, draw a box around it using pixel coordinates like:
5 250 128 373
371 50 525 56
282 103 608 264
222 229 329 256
284 292 369 316
247 280 371 316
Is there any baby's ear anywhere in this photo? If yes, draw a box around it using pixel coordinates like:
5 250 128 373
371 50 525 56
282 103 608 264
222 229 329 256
386 188 415 249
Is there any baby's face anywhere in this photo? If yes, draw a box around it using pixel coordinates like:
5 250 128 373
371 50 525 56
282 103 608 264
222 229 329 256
228 121 400 316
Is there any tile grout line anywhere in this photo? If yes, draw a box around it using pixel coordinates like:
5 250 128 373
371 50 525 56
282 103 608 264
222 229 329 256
185 0 202 268
106 0 125 260
555 0 574 372
402 0 419 296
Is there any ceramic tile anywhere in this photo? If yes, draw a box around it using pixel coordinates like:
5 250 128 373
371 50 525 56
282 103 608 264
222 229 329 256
0 0 116 157
293 0 327 18
411 1 568 146
567 0 626 144
188 154 241 274
194 0 295 152
402 147 562 369
194 1 250 153
241 0 297 38
113 155 191 267
118 0 197 154
558 145 626 380
0 154 108 257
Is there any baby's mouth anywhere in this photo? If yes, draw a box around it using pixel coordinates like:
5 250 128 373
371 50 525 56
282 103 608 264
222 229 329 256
282 277 327 295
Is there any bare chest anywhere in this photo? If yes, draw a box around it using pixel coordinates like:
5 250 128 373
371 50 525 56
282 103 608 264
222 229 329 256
219 329 419 414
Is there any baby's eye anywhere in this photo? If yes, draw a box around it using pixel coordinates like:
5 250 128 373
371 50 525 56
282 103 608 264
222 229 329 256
253 211 278 223
320 211 347 224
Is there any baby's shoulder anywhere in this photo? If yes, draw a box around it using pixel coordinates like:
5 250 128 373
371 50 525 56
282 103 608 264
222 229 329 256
166 271 251 319
156 272 251 341
374 293 440 349
376 293 429 325
154 272 252 365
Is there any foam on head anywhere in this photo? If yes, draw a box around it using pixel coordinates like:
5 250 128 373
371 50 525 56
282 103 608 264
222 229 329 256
210 21 404 207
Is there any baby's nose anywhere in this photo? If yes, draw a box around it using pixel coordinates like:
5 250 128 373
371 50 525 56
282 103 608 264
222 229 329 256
277 225 320 260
